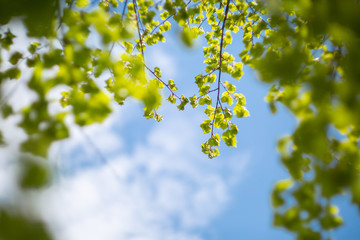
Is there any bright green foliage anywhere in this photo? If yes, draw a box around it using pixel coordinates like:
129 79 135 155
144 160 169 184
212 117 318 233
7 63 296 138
168 79 177 90
177 95 189 110
200 119 212 134
154 67 161 78
189 95 199 108
1 0 360 238
221 129 236 147
208 133 220 147
75 0 90 8
167 94 177 104
198 94 212 105
220 92 233 105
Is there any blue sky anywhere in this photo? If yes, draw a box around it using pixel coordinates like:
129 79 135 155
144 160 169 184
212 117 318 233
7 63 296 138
0 18 359 240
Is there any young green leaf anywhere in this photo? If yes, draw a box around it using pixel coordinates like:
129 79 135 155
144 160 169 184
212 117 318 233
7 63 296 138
200 119 211 134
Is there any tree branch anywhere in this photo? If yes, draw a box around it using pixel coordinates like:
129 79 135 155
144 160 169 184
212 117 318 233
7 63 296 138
211 0 230 137
144 64 181 100
132 0 145 58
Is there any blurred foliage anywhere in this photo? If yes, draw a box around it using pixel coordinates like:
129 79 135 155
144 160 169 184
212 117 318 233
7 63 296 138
0 208 52 240
0 0 58 37
0 0 360 239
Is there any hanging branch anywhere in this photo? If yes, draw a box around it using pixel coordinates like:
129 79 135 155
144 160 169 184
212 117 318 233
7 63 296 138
210 0 230 136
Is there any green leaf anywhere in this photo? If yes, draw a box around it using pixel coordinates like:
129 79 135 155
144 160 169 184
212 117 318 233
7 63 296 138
214 113 228 129
224 108 233 120
180 28 196 47
154 67 162 78
208 133 220 147
109 0 118 8
274 179 293 192
0 30 15 50
233 104 250 118
206 74 216 83
199 95 212 105
159 21 171 32
199 84 211 95
200 119 211 134
75 0 89 7
201 141 210 154
222 130 237 147
204 105 215 117
189 94 198 108
19 157 50 189
1 104 13 118
0 131 5 145
320 214 343 230
220 92 233 105
71 90 112 126
154 113 163 122
208 147 219 158
28 42 40 54
234 93 246 105
160 11 169 20
168 79 177 90
167 94 177 104
5 67 21 79
224 81 236 92
195 74 205 88
144 108 155 119
177 95 189 111
9 52 23 65
123 41 133 53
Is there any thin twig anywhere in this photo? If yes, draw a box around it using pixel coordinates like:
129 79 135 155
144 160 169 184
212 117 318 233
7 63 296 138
196 88 219 100
79 128 123 182
57 0 75 31
150 0 192 35
0 81 22 109
132 0 144 58
122 0 129 18
108 42 116 57
150 15 174 35
198 17 208 29
243 0 270 27
144 64 181 100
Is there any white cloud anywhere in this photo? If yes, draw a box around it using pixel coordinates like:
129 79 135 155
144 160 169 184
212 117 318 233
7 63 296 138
37 104 249 240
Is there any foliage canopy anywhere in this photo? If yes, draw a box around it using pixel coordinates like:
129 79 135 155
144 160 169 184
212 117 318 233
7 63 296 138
1 0 360 239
